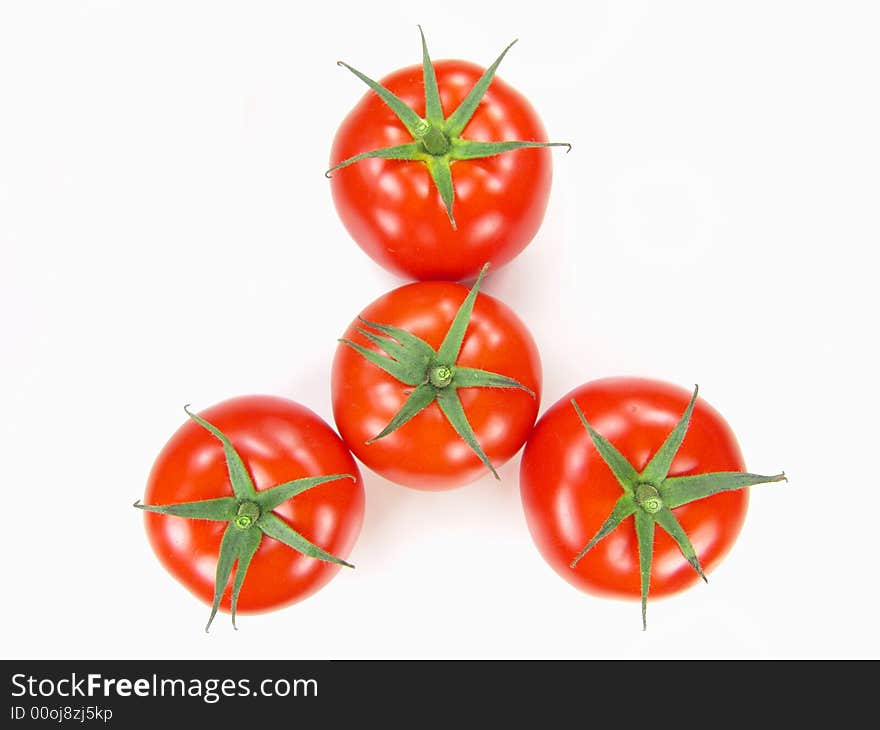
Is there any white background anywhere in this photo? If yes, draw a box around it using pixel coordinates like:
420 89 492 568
2 0 878 659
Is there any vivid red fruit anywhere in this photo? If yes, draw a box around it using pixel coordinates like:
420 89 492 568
140 395 364 628
520 378 785 627
328 30 567 281
332 269 541 490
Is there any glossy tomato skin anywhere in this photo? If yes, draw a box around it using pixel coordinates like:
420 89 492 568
330 60 553 281
332 281 542 490
520 378 748 600
143 396 365 614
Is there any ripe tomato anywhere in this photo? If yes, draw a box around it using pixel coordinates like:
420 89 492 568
329 42 560 282
332 278 541 489
142 396 364 621
520 378 777 611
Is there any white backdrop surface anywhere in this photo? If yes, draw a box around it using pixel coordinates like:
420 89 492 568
1 0 877 659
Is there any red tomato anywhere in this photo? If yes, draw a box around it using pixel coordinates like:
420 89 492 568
143 396 364 614
330 59 553 281
520 378 748 600
332 280 542 489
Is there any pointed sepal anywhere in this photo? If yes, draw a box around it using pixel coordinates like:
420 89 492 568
326 142 426 178
436 263 488 364
634 510 655 631
570 494 636 567
426 157 456 228
336 61 423 136
338 338 429 386
419 25 443 124
570 399 639 492
354 323 433 371
134 497 238 521
451 139 571 159
444 39 518 138
256 474 356 513
366 383 436 444
257 512 354 569
229 528 262 630
661 471 787 509
435 388 499 479
184 406 256 500
653 507 707 582
206 523 261 633
452 367 535 397
640 385 699 484
357 317 436 358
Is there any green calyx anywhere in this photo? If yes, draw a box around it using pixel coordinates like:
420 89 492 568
340 263 535 479
326 26 571 228
568 386 787 630
135 406 355 632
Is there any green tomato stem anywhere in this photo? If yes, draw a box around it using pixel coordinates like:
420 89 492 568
234 501 261 529
416 121 451 155
634 484 663 514
429 364 455 388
